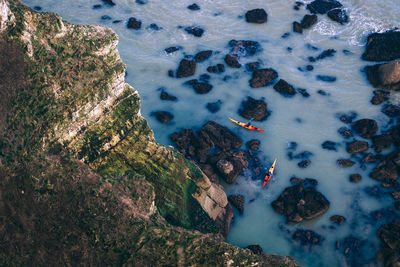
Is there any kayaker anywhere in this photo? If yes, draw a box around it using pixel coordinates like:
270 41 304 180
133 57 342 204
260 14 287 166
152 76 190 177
244 117 254 127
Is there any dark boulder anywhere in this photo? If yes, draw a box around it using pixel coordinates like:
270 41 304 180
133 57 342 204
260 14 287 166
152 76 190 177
293 22 303 33
337 159 355 167
273 79 296 96
187 3 200 10
346 140 369 154
292 229 322 247
238 97 269 121
184 26 204 37
194 50 213 62
176 59 196 78
371 90 390 105
152 111 173 123
250 68 278 88
224 54 241 68
365 61 400 90
101 0 115 6
362 31 400 61
127 17 142 29
246 245 264 255
197 121 243 151
246 139 260 151
349 173 362 183
327 8 348 24
186 79 213 94
272 184 330 223
352 118 378 139
372 135 392 152
369 149 400 181
382 104 400 117
301 14 318 29
228 194 245 214
377 220 400 250
330 215 346 225
245 9 268 24
228 40 262 57
307 0 343 14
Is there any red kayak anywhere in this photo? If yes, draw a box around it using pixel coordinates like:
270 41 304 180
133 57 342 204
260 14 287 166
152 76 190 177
229 118 264 132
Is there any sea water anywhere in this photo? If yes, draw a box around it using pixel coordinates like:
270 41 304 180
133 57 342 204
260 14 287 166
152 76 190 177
22 0 400 266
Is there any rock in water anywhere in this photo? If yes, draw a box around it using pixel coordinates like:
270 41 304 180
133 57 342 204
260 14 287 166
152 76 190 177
272 184 330 222
293 21 303 33
152 111 173 123
273 79 296 96
352 118 378 139
238 97 269 121
249 68 278 88
307 0 342 14
346 140 369 154
245 8 268 24
327 8 348 24
127 17 142 29
362 31 400 61
301 14 318 29
176 59 196 78
228 194 245 214
365 61 400 90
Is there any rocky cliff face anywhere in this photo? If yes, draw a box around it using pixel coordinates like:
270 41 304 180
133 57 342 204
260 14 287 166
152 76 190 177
0 0 298 265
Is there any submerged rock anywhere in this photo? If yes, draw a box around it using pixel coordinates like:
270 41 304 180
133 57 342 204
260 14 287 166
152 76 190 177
369 149 400 181
352 118 378 139
228 194 245 214
245 8 268 24
238 97 269 121
273 79 296 96
349 173 362 183
246 139 260 150
206 100 222 113
338 127 353 138
194 50 213 62
101 0 116 6
176 59 196 78
127 17 142 29
382 104 400 117
272 184 330 223
330 215 346 225
362 31 400 61
250 68 278 88
184 25 204 37
371 90 390 105
292 229 322 247
160 90 177 101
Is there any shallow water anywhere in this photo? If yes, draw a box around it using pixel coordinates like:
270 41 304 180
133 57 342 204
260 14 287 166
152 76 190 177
22 0 400 266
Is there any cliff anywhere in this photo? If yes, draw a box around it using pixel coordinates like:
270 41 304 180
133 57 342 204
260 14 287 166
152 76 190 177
0 0 298 265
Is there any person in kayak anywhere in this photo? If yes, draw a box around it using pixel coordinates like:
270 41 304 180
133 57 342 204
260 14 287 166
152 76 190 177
244 117 254 127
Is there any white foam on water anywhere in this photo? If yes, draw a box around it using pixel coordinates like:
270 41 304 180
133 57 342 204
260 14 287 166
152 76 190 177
22 0 400 266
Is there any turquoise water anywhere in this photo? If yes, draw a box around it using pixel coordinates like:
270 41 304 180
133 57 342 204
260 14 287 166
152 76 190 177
22 0 400 266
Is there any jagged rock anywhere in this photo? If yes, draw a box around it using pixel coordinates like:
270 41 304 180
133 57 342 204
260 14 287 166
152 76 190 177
377 220 400 250
337 159 355 167
365 61 400 90
272 184 330 222
293 22 303 33
239 97 269 120
362 31 400 61
301 14 318 29
372 135 392 152
371 90 390 105
327 8 348 24
382 104 400 117
127 17 142 29
224 54 241 68
246 139 260 150
245 8 268 24
246 245 264 255
152 111 173 123
273 79 296 96
160 90 177 101
292 229 322 247
330 215 346 225
250 68 278 88
194 50 212 62
370 149 400 181
349 173 362 183
228 194 245 214
346 140 369 154
184 26 204 37
176 59 196 78
352 118 378 139
307 0 342 14
187 3 200 10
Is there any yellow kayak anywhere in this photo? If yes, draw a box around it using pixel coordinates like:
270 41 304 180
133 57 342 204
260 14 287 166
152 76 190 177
229 118 264 132
263 158 277 188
